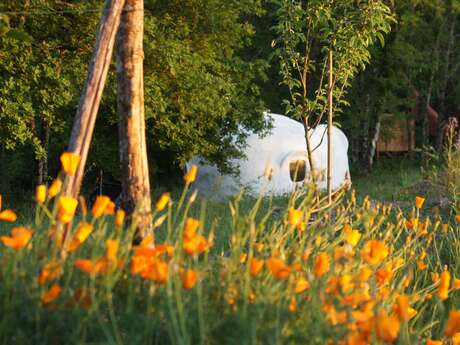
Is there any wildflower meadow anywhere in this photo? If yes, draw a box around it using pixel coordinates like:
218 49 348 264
0 153 460 344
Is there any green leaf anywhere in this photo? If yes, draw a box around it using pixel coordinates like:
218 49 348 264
5 30 33 43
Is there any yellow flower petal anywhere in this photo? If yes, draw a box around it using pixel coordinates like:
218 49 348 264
60 152 81 175
184 165 198 183
35 185 47 204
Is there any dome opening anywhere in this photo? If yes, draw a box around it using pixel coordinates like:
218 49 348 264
289 160 306 182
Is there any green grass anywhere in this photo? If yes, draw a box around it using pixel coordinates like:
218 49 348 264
351 155 423 202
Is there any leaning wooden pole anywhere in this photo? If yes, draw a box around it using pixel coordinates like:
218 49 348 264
64 0 126 197
327 49 333 204
117 0 153 239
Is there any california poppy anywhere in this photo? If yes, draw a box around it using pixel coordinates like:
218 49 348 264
180 269 198 289
41 284 62 304
36 185 47 204
60 152 80 175
438 269 451 301
57 196 78 224
266 257 291 280
184 165 198 183
0 209 17 222
314 252 330 277
1 227 33 250
155 193 170 211
249 258 264 277
91 195 111 218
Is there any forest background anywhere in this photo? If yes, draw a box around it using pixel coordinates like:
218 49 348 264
0 0 459 201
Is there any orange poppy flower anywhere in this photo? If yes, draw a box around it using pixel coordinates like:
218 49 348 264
445 310 460 337
294 276 310 293
75 223 93 243
288 297 297 313
426 339 443 345
266 257 291 280
180 269 198 289
35 185 47 204
104 201 116 215
184 165 198 183
314 252 330 277
62 223 89 252
106 239 119 262
38 261 62 285
415 196 425 209
74 259 96 275
361 240 389 265
131 255 152 275
453 333 460 345
431 272 440 284
438 269 451 301
132 243 173 259
393 294 409 321
183 218 200 239
408 307 418 320
357 267 373 283
48 179 62 198
183 235 208 256
94 257 112 274
443 224 449 234
60 152 80 175
344 225 361 246
254 242 265 252
288 207 303 226
418 260 428 271
375 267 393 285
141 259 169 284
115 209 125 226
0 209 17 222
41 284 62 304
155 193 170 211
375 310 400 343
133 246 156 258
339 274 353 293
91 195 111 218
153 244 174 257
57 196 78 224
249 258 264 277
405 218 419 229
454 278 460 290
0 227 33 250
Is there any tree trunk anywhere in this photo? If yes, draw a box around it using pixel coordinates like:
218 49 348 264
439 13 456 117
327 49 333 204
368 115 381 171
117 0 153 239
64 0 125 198
37 123 50 185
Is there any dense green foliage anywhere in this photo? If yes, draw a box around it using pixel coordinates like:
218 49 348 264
0 0 268 195
342 0 460 163
2 0 460 197
272 0 394 125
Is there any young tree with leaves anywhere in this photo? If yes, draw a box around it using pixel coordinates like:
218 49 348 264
272 0 394 184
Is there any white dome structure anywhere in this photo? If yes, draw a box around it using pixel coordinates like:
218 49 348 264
187 113 350 199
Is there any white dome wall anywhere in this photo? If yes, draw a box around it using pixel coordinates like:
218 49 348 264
187 113 350 200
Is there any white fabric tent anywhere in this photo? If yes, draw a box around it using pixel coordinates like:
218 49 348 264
187 113 350 199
